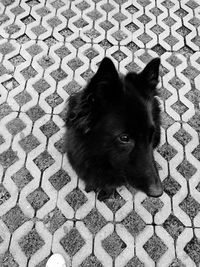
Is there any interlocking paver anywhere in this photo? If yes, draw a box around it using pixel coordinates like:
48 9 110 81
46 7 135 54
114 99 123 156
0 0 200 266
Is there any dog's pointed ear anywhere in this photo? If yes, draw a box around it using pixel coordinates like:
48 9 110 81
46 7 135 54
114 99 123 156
140 58 160 88
95 57 118 80
87 57 120 105
66 58 120 134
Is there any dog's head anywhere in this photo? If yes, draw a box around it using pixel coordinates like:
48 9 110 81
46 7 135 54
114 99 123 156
67 57 163 197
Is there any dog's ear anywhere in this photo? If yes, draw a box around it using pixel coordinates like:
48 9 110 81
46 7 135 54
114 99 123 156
87 57 120 103
95 57 118 80
140 58 160 88
66 58 120 134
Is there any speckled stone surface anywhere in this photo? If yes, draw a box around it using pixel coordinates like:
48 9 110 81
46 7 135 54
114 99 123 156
0 0 200 266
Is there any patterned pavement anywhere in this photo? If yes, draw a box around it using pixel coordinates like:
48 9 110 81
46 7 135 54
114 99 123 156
0 0 200 266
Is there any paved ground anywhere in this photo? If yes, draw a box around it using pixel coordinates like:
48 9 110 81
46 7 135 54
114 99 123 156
0 0 200 266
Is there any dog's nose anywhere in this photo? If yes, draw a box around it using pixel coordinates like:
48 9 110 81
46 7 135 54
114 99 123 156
147 183 163 198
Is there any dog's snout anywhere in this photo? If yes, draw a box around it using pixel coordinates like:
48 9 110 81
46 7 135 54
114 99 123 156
146 181 163 198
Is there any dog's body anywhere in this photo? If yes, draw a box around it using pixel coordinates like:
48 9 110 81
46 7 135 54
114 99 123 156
65 57 163 200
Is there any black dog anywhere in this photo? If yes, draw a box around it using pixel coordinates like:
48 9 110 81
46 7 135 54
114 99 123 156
65 57 163 200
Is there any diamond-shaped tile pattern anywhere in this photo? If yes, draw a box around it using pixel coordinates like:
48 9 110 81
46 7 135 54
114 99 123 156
102 231 126 259
0 184 11 205
176 160 197 180
63 80 81 95
80 255 103 267
50 68 67 82
179 195 200 219
0 42 15 55
60 227 85 256
2 205 29 233
112 50 127 62
43 207 67 234
192 145 200 161
9 54 26 66
126 256 144 267
20 65 38 80
0 251 19 267
182 66 200 79
1 0 200 265
32 78 50 94
0 103 13 120
163 176 181 197
27 187 50 210
40 120 59 138
26 105 45 122
55 45 71 59
173 128 192 146
142 197 164 216
11 167 34 190
19 134 40 153
45 92 63 108
37 55 55 69
49 169 71 190
65 188 88 211
6 117 26 135
184 236 200 265
163 214 185 240
122 211 146 236
31 25 47 36
26 44 43 56
143 234 168 261
157 143 178 161
185 86 200 108
19 229 45 257
67 57 84 71
14 90 32 106
103 191 126 213
76 1 90 11
33 150 55 171
0 148 18 169
2 77 20 91
83 208 107 234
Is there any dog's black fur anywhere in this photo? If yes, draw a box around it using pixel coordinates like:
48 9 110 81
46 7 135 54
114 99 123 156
65 57 163 200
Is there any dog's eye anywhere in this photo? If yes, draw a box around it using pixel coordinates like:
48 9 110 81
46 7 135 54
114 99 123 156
119 134 130 143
